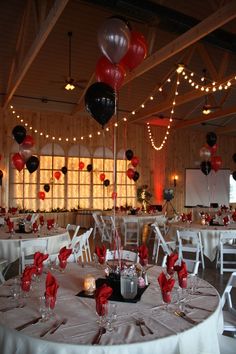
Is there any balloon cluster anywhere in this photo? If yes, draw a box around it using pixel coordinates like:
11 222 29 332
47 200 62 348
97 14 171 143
232 153 236 181
85 17 147 128
11 125 39 173
125 149 140 182
199 132 222 175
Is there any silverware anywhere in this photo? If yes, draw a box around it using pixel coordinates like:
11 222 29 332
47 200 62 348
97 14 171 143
193 291 217 297
135 320 145 336
0 303 25 312
174 311 197 325
40 321 58 338
0 294 12 298
15 316 42 331
185 304 212 312
50 318 67 334
137 318 154 335
92 327 106 345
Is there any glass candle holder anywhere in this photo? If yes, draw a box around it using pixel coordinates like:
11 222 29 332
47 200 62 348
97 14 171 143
83 274 96 295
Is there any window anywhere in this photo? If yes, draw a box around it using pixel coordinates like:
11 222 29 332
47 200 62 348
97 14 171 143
9 144 136 210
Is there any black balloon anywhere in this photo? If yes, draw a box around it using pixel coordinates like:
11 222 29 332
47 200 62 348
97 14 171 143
44 184 50 193
233 171 236 181
61 166 68 175
12 125 26 144
26 155 39 173
200 161 211 176
133 171 140 182
103 179 110 187
87 164 93 172
206 132 217 147
125 149 134 161
85 82 116 127
233 153 236 163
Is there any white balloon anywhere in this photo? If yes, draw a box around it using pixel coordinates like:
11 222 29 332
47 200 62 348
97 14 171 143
199 146 211 161
98 18 130 64
19 145 32 161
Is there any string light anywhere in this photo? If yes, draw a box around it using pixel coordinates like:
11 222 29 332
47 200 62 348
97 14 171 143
9 66 236 146
146 72 181 151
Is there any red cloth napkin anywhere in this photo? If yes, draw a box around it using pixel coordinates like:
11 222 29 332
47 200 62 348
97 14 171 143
174 261 188 288
21 265 37 291
45 272 59 309
8 221 14 232
158 272 175 303
232 211 236 222
166 253 178 275
32 222 38 233
95 284 113 316
34 252 49 275
181 213 187 222
26 214 32 221
138 244 148 266
186 212 192 222
58 246 72 269
223 215 230 226
39 215 44 225
95 245 107 264
47 219 54 230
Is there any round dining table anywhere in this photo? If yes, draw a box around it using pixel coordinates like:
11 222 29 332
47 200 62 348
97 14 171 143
0 263 223 354
0 227 71 263
167 221 236 262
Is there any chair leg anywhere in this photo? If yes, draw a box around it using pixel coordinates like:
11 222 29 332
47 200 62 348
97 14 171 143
201 249 205 269
0 271 5 284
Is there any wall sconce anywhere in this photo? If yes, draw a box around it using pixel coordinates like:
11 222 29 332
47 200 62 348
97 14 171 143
0 170 3 186
173 175 178 187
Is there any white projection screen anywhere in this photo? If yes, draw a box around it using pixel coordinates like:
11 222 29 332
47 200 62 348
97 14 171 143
185 169 230 207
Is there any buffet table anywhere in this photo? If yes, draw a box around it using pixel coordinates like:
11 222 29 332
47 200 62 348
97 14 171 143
0 263 223 354
167 222 236 261
0 227 70 263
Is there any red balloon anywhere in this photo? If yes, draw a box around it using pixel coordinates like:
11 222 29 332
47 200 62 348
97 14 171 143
54 171 61 180
208 144 217 156
111 191 117 200
96 56 126 91
211 156 222 172
38 191 45 200
120 31 147 71
12 153 25 172
21 135 34 148
131 156 139 167
79 161 85 170
126 168 135 180
99 173 106 182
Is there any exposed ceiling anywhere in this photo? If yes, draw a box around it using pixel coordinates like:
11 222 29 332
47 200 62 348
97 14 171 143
0 0 236 136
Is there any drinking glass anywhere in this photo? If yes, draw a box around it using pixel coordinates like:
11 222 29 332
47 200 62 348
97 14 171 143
105 302 117 332
39 295 50 322
96 303 107 326
10 278 21 302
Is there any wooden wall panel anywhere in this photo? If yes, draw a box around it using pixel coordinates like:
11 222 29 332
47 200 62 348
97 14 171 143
1 109 236 212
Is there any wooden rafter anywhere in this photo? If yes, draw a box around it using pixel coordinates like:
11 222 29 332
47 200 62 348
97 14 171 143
128 73 236 125
216 121 236 134
196 43 219 81
174 105 236 129
2 0 69 110
123 1 236 85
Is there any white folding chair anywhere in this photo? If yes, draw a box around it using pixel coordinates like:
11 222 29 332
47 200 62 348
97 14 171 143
218 334 236 354
66 224 80 244
69 228 93 263
106 249 139 263
122 216 140 247
100 215 113 243
152 223 176 266
92 212 108 242
82 228 93 262
0 258 9 284
221 272 236 334
19 238 48 273
216 231 236 275
147 215 168 241
177 229 205 269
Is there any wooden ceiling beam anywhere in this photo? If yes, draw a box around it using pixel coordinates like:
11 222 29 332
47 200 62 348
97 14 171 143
215 122 236 134
174 105 236 129
123 1 236 85
128 73 236 124
2 0 69 110
71 73 95 115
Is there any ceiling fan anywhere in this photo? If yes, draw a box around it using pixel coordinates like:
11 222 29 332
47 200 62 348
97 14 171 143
53 32 87 91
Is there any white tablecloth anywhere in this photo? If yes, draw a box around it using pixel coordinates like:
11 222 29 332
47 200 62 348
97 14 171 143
0 227 70 263
0 264 223 354
167 222 236 262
